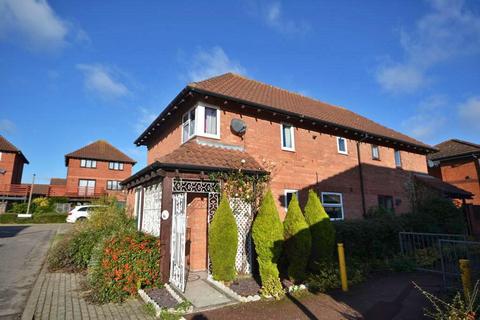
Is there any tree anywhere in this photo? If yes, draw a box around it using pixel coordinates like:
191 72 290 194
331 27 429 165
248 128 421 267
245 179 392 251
283 193 311 282
252 190 284 298
208 195 238 282
304 190 336 267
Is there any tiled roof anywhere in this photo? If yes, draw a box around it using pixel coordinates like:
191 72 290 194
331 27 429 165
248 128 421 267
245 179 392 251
186 73 432 150
50 178 67 185
428 139 480 161
155 139 265 173
0 135 29 163
65 140 136 165
414 174 473 199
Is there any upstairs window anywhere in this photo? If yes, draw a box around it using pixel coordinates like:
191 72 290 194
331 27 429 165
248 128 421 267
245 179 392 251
80 159 97 168
337 137 348 154
372 145 380 160
281 124 295 151
109 162 124 170
107 180 122 190
0 152 2 161
394 150 402 167
321 192 344 220
182 104 220 143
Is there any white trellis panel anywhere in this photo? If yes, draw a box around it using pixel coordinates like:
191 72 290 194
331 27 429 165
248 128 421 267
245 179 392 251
229 198 253 274
141 183 162 237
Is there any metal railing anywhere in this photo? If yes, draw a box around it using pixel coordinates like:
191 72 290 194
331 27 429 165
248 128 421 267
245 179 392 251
439 239 480 289
0 184 30 197
399 232 467 273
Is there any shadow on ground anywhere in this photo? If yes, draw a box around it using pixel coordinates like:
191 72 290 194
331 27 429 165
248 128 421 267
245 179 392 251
0 225 30 238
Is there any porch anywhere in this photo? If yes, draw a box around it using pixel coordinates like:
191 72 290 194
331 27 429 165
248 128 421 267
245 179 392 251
122 139 266 295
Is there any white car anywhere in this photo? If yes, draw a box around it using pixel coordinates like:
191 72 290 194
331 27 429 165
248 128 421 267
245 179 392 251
66 205 106 223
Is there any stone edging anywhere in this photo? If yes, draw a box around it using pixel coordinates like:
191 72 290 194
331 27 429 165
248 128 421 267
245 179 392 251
206 275 261 303
286 283 308 293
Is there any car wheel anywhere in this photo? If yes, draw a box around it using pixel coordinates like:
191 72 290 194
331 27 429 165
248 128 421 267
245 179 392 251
76 217 87 223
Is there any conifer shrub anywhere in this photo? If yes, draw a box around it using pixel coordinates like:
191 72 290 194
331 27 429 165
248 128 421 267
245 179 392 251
283 194 311 282
252 190 284 298
304 190 336 267
208 195 238 282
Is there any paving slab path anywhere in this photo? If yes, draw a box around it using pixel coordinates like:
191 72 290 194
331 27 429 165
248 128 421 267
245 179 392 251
180 271 236 312
29 272 154 320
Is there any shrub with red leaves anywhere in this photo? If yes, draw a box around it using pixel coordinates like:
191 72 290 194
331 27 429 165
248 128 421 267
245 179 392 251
88 231 162 303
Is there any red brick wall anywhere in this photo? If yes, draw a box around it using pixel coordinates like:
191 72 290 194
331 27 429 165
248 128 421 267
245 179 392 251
186 193 208 271
0 152 25 185
429 159 480 205
66 158 133 199
146 99 428 219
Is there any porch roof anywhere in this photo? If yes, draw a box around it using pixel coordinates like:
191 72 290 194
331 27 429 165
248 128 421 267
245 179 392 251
122 139 266 188
414 173 473 199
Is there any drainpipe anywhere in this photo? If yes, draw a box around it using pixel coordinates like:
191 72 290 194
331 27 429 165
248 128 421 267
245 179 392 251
356 136 368 217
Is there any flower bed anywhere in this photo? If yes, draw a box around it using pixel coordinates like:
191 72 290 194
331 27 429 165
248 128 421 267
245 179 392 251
228 278 261 297
138 284 192 317
207 275 261 302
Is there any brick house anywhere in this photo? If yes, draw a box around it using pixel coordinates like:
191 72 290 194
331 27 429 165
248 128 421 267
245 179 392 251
428 139 480 235
62 140 136 202
0 135 30 211
0 135 28 186
122 73 439 290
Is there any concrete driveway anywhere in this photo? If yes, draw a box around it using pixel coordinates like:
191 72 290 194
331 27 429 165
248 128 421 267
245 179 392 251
0 224 69 320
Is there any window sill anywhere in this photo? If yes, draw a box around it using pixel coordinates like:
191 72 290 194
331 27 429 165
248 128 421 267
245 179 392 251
281 147 296 152
182 133 220 144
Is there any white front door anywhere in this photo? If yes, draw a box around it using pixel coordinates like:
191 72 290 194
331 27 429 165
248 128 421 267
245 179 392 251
170 192 187 292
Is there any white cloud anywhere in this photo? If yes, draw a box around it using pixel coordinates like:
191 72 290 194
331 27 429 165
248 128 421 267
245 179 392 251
187 46 247 81
0 0 69 51
376 0 480 94
264 1 310 35
458 96 480 129
134 107 157 134
402 95 448 140
0 119 16 134
77 64 129 99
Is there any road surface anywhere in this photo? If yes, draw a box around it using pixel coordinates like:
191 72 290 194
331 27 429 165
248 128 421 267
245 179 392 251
0 224 67 319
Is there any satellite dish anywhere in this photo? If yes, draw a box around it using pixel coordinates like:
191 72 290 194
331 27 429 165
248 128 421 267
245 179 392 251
231 119 247 136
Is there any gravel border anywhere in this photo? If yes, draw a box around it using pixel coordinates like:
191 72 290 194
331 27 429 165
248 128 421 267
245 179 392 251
138 285 193 318
206 275 261 303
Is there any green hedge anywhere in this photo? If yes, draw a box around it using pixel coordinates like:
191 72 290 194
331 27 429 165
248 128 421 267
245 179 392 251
283 194 311 282
304 190 335 266
334 216 403 261
208 195 238 282
0 213 67 224
252 190 284 298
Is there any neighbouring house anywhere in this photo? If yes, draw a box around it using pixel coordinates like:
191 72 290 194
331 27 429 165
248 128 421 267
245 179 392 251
122 73 442 291
428 139 480 236
0 135 29 186
61 140 136 203
0 135 29 213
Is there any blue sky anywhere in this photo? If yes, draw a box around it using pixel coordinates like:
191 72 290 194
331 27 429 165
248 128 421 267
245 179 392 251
1 0 479 184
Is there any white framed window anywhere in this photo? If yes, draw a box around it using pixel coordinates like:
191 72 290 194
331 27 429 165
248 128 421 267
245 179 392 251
321 192 344 220
109 162 124 170
337 137 348 154
80 159 96 168
107 180 122 190
284 189 298 211
0 152 2 161
372 145 380 160
181 104 220 143
281 124 295 151
394 150 402 167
